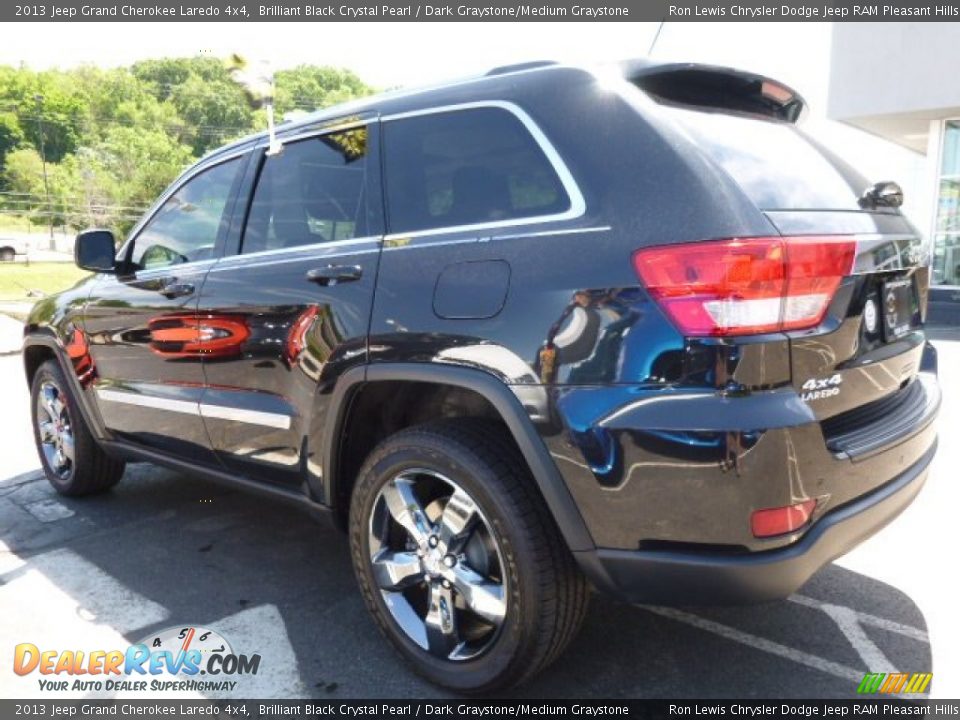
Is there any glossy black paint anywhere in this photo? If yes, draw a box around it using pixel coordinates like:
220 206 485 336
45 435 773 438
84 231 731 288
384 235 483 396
581 441 935 604
196 121 384 494
22 60 939 603
83 263 218 460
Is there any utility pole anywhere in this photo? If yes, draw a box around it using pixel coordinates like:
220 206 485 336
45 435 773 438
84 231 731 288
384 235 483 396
34 94 55 250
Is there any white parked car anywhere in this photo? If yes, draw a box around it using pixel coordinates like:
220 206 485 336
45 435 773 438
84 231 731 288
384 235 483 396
0 235 32 262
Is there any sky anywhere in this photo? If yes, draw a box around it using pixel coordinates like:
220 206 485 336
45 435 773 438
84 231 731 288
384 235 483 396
0 21 930 224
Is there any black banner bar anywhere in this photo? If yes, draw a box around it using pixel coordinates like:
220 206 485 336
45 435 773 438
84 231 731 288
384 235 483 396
2 700 958 719
4 0 960 22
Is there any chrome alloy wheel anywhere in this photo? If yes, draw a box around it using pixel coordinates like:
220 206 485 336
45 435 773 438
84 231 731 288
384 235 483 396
368 469 508 661
36 380 75 479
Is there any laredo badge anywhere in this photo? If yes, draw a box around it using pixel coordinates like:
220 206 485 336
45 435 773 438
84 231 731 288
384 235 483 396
800 373 843 402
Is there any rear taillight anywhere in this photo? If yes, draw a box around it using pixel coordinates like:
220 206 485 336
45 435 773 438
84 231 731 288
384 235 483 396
632 236 856 336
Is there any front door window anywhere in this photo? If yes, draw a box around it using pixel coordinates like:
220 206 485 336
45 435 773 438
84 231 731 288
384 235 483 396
130 158 242 271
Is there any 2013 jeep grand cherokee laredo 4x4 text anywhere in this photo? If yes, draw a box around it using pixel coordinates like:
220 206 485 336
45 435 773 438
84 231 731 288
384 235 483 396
22 60 940 692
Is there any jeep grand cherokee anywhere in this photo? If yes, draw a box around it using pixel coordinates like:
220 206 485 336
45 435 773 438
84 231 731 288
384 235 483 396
23 59 940 692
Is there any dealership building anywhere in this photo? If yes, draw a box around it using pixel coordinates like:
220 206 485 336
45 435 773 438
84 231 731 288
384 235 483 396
829 23 960 314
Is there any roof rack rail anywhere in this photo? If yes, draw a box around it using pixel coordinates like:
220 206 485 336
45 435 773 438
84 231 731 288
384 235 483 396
485 60 557 77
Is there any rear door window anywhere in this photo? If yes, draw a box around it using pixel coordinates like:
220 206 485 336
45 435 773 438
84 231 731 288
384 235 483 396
669 108 867 211
383 107 571 234
242 126 370 254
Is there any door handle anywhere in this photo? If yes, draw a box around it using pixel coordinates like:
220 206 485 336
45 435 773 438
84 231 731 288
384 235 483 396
159 281 195 299
306 264 363 286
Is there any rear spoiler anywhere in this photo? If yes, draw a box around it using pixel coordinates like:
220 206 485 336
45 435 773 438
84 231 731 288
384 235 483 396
622 60 806 123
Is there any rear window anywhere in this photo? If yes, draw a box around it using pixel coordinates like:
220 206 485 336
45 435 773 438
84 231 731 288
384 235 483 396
669 108 867 211
383 107 570 234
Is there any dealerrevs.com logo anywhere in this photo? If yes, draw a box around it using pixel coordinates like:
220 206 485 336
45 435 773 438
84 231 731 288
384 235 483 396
13 626 261 693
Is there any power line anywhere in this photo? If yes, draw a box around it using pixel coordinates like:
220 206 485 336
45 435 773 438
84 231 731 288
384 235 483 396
1 190 150 203
0 196 152 210
0 202 151 215
1 209 146 221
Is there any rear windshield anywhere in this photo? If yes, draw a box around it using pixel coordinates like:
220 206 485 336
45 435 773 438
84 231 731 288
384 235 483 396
667 108 868 211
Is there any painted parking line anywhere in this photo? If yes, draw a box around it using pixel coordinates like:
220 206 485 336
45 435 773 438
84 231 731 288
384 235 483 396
643 596 930 688
203 604 307 699
0 544 306 699
643 605 865 682
817 603 894 672
0 548 170 699
791 594 929 642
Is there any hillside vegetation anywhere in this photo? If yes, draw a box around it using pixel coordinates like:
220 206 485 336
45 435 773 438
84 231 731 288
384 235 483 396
0 58 373 238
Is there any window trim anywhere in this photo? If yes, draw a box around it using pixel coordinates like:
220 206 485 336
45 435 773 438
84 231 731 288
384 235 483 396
210 236 382 274
380 100 586 240
116 148 251 278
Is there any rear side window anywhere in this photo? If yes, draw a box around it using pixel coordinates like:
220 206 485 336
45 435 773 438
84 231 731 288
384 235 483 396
242 127 369 254
669 109 867 211
383 107 570 234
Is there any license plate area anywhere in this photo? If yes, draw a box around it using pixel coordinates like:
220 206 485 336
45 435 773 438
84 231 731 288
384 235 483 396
882 277 917 341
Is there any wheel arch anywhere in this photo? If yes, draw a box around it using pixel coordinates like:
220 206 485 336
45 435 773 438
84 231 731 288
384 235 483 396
322 363 595 553
22 333 108 441
23 340 56 388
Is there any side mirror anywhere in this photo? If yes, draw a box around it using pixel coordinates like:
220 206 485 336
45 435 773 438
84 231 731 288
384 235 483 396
75 230 117 273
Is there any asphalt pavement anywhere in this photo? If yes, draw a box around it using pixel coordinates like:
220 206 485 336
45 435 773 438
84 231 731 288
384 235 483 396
1 325 957 700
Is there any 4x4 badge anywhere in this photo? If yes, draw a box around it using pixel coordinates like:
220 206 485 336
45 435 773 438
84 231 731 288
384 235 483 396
800 373 843 402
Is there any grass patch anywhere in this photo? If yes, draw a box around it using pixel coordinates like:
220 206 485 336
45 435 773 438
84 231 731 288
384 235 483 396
0 213 40 233
0 262 90 302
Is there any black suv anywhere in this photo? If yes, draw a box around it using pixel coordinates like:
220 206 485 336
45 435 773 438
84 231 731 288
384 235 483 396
23 60 940 692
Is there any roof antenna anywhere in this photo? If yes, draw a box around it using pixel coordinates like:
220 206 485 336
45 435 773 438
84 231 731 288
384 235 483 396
226 54 283 156
647 21 666 56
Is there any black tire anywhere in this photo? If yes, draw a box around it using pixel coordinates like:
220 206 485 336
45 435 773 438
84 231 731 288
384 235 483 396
0 247 15 262
349 419 589 693
30 359 125 496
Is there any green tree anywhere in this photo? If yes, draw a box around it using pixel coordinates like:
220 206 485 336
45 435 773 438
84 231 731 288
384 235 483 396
0 57 376 231
170 74 252 155
8 69 87 162
0 109 25 186
274 65 373 116
134 57 254 155
132 56 230 100
2 146 49 224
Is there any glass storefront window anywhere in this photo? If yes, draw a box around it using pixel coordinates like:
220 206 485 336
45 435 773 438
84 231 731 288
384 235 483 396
942 120 960 176
933 120 960 286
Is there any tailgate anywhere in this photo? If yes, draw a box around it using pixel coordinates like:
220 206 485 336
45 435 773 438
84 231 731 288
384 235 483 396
653 99 938 458
766 209 935 442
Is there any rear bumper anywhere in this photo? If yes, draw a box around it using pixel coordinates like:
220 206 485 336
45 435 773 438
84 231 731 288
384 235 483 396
575 439 935 604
